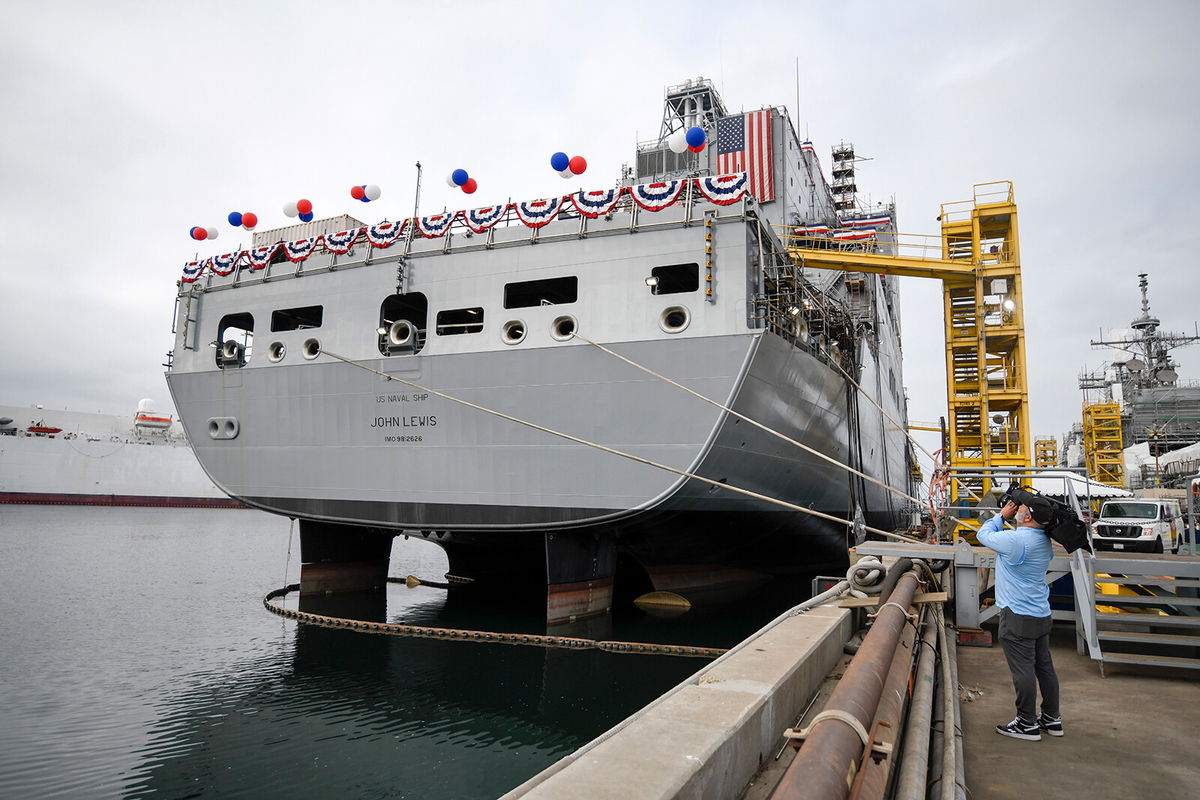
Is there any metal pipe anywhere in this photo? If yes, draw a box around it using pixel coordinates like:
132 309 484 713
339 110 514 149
848 603 920 799
945 618 967 800
937 607 959 800
893 612 939 800
771 569 921 800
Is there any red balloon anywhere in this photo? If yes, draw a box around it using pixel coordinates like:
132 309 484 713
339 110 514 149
296 198 313 215
193 227 207 241
462 178 478 194
241 212 258 228
350 185 365 200
568 156 587 175
688 143 704 153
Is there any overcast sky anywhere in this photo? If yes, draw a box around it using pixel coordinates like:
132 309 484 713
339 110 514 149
3 1 1197 471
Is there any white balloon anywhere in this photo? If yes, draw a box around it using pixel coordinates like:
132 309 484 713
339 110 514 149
205 227 219 240
559 167 574 179
365 184 382 201
668 129 688 154
283 202 298 218
446 172 457 188
242 224 253 231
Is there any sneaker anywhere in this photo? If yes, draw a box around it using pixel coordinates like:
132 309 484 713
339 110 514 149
1038 713 1064 737
995 717 1041 741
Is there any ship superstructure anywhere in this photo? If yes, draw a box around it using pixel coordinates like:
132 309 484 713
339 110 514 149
165 79 914 619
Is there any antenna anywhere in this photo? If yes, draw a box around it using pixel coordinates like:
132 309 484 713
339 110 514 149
413 161 423 220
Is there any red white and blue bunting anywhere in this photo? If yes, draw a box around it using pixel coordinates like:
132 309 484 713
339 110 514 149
694 173 748 206
284 237 318 263
630 180 684 211
211 251 242 276
839 215 892 229
569 189 621 219
416 213 455 239
794 224 831 236
833 229 876 241
324 227 362 254
514 198 562 228
367 219 408 248
182 260 204 282
247 243 280 270
464 204 509 233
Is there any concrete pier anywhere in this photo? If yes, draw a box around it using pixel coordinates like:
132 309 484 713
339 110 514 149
501 605 852 800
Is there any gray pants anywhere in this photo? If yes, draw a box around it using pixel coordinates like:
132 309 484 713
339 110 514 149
998 607 1060 723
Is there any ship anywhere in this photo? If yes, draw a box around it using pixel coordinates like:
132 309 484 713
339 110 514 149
0 400 243 507
165 78 916 620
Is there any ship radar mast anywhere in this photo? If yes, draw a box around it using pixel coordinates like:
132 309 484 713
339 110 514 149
1088 273 1199 395
657 77 728 142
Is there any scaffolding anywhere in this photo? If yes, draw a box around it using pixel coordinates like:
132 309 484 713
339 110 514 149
785 181 1030 522
1082 402 1126 488
1034 437 1058 468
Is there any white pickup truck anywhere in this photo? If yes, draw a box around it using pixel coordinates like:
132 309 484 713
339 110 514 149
1091 499 1183 554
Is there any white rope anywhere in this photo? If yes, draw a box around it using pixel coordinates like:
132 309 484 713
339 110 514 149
319 348 923 543
571 332 923 508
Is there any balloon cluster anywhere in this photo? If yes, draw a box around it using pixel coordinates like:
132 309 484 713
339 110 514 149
283 198 314 223
668 126 707 154
189 226 219 241
446 169 477 194
226 211 259 230
349 184 382 203
550 151 587 179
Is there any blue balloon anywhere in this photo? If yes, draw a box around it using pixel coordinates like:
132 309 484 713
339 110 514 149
550 151 569 172
299 211 314 222
685 126 706 148
227 211 243 226
451 168 469 187
361 195 370 202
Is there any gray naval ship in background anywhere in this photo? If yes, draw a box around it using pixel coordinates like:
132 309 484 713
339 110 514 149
166 78 916 622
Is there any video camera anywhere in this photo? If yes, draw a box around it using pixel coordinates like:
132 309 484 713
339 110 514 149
997 481 1092 554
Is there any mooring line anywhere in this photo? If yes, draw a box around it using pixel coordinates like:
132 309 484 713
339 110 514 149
319 348 922 543
263 585 727 658
571 331 923 508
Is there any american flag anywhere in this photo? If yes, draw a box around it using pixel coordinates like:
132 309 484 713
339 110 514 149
716 109 774 202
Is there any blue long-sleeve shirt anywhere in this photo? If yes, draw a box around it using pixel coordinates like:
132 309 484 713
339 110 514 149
976 513 1054 618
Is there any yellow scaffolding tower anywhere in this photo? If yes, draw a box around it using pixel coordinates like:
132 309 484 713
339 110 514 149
1034 437 1058 467
784 181 1030 517
1082 402 1125 488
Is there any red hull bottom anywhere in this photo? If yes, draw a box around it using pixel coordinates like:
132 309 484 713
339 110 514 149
0 492 245 508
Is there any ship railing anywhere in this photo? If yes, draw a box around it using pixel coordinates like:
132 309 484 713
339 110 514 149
186 178 754 293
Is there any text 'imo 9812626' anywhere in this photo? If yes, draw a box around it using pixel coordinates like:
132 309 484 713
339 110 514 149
166 78 916 622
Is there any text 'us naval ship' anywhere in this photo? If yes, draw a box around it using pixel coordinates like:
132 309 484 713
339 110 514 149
167 79 916 622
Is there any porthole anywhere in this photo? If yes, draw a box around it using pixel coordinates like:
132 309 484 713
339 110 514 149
660 305 690 334
302 338 321 360
502 319 527 345
208 420 220 438
551 315 577 342
268 342 286 362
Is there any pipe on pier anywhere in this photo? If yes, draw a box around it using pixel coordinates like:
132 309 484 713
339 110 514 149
770 568 921 800
892 613 939 800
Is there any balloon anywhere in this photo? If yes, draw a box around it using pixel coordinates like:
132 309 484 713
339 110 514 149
550 151 569 172
688 143 704 153
243 224 253 231
446 172 457 187
364 184 381 201
559 167 574 179
685 126 706 148
205 227 219 240
296 198 313 215
462 177 477 194
241 212 258 228
668 129 688 154
568 156 587 175
298 211 313 223
361 195 370 202
283 202 298 218
190 226 205 240
227 211 243 226
451 169 469 187
350 185 365 200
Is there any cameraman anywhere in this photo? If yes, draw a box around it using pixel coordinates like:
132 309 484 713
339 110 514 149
977 497 1063 741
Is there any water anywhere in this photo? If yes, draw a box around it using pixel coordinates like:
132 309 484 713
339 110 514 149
0 506 801 799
